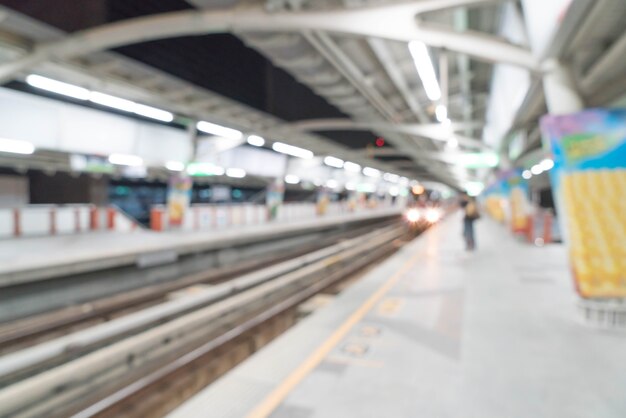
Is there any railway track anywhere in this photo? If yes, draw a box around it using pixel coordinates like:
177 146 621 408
0 221 417 418
0 219 397 356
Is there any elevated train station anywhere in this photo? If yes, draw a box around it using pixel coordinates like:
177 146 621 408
0 1 625 417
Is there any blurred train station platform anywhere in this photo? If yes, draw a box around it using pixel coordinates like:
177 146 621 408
0 0 625 417
169 213 626 418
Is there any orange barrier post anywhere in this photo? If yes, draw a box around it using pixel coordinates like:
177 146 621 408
150 208 164 231
13 209 20 237
106 207 116 230
543 211 553 244
90 207 99 230
49 208 57 235
526 215 534 243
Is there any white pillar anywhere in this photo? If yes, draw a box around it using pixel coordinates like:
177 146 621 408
542 59 584 114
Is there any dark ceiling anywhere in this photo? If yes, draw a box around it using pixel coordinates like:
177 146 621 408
1 0 380 150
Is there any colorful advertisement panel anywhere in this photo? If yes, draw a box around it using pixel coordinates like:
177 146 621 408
483 170 530 228
167 175 192 227
541 109 626 298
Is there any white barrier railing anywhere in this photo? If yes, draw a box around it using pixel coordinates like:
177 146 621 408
0 205 141 239
150 201 397 232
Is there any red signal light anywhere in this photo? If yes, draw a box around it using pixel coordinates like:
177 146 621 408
375 138 385 147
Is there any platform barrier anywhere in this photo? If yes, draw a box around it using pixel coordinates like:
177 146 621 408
523 209 559 245
150 201 396 232
0 205 141 239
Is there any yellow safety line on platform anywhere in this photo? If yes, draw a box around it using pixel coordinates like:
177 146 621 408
246 248 424 418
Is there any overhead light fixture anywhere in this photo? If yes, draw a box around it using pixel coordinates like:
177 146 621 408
197 121 243 140
455 152 499 168
108 153 143 167
389 186 400 197
383 173 399 183
435 104 448 122
0 138 35 155
90 92 136 113
345 182 356 191
539 158 554 171
343 161 361 173
134 103 174 122
362 167 381 178
447 136 459 149
247 135 265 147
408 41 441 101
165 161 185 172
324 156 344 168
226 168 246 178
27 75 175 123
465 181 484 197
272 142 314 159
186 162 225 176
26 74 90 100
531 164 543 175
326 179 339 189
522 170 532 180
357 183 376 193
285 174 300 184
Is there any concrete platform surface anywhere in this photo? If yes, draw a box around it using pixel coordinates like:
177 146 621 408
168 213 626 418
0 208 401 286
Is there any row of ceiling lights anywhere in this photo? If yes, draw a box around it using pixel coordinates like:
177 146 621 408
2 74 421 190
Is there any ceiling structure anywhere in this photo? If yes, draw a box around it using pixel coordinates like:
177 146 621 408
0 0 624 190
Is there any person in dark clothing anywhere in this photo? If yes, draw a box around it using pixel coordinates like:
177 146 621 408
460 194 480 251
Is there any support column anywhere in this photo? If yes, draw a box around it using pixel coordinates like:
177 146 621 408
542 59 584 114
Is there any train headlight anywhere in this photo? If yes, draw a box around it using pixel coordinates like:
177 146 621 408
405 208 421 223
425 208 441 223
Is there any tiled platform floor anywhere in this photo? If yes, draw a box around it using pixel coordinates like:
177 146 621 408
169 212 626 418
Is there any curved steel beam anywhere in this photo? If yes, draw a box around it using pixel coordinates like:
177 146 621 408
0 0 535 84
288 118 488 149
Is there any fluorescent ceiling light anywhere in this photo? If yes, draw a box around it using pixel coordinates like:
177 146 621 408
343 161 361 173
389 186 399 197
226 168 246 178
165 161 185 172
197 121 243 140
455 152 499 168
539 158 554 171
362 167 381 178
408 41 441 101
435 104 447 122
531 164 543 175
247 135 265 147
324 156 344 168
357 183 376 193
326 179 339 189
0 138 35 155
26 74 90 100
465 181 484 197
90 92 136 113
383 173 399 183
345 182 356 191
446 136 459 149
134 103 174 122
187 162 225 176
285 174 300 184
27 75 175 123
272 142 314 159
522 170 532 180
108 153 143 167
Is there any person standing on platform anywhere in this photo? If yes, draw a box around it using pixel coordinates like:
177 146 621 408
460 194 480 251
